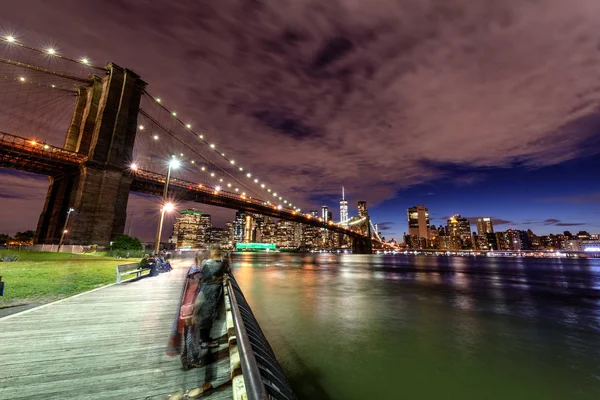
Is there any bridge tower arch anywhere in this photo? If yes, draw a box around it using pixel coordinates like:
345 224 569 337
35 63 146 246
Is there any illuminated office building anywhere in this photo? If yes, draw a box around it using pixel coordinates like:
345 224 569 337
476 217 494 235
407 205 430 240
358 201 368 218
340 187 348 225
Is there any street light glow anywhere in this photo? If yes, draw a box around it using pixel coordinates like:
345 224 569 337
163 203 175 212
80 57 89 64
130 163 138 170
169 159 180 168
46 48 56 55
5 35 15 43
153 135 159 140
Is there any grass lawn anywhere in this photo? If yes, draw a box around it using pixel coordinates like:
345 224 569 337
0 250 144 307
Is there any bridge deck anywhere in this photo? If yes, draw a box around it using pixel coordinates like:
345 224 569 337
0 261 233 400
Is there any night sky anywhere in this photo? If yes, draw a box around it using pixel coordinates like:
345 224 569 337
1 0 599 241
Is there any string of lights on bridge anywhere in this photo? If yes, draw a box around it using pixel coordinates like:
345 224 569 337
1 32 363 233
137 91 302 212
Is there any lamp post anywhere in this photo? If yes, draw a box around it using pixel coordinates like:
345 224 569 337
57 207 75 252
154 158 179 255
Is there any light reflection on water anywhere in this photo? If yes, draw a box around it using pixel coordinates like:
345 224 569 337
233 253 600 400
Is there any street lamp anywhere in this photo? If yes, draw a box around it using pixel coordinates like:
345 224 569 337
154 202 175 256
154 158 179 255
57 207 75 252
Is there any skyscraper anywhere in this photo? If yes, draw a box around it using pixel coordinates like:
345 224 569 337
407 205 430 240
233 211 246 244
321 205 329 222
358 201 368 218
476 217 494 235
171 209 203 249
197 214 212 246
340 187 348 224
447 214 471 239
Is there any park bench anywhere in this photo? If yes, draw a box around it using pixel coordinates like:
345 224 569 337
116 262 152 284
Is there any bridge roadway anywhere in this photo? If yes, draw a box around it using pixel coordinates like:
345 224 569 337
0 130 369 240
0 261 233 400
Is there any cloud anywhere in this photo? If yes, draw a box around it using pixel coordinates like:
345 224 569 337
521 218 587 228
543 218 561 225
2 0 599 211
374 221 395 231
2 0 600 238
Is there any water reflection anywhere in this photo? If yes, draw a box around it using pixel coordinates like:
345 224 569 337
232 253 600 400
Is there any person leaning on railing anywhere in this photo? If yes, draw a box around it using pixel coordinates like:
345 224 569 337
193 245 230 349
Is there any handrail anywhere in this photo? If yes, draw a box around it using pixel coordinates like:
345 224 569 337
225 275 268 400
225 273 296 400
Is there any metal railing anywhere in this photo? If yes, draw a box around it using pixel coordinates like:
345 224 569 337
226 274 296 400
0 131 87 164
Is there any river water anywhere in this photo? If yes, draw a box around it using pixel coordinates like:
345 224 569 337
231 253 600 400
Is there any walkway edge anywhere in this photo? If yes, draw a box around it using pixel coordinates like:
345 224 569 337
0 282 117 321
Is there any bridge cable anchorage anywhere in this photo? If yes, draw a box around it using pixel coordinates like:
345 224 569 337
140 90 296 209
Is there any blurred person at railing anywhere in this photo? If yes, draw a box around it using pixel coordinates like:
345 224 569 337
193 244 229 349
167 249 208 362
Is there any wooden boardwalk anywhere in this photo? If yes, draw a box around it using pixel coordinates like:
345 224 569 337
0 261 233 400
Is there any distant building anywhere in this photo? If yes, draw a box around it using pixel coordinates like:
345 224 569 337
206 227 228 246
496 230 529 251
322 206 329 222
276 220 301 248
407 205 430 241
447 214 471 239
224 222 234 246
233 211 246 244
171 209 204 249
302 211 322 249
197 214 212 246
169 209 212 249
476 217 494 235
340 187 348 225
358 201 368 218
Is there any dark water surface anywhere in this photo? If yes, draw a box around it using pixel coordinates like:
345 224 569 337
231 253 600 400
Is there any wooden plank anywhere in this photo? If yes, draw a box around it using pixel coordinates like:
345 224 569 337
0 261 233 400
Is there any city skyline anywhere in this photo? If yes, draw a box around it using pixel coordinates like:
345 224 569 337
0 1 599 241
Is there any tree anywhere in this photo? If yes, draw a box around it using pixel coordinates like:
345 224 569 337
111 235 143 251
14 230 35 244
0 233 10 245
